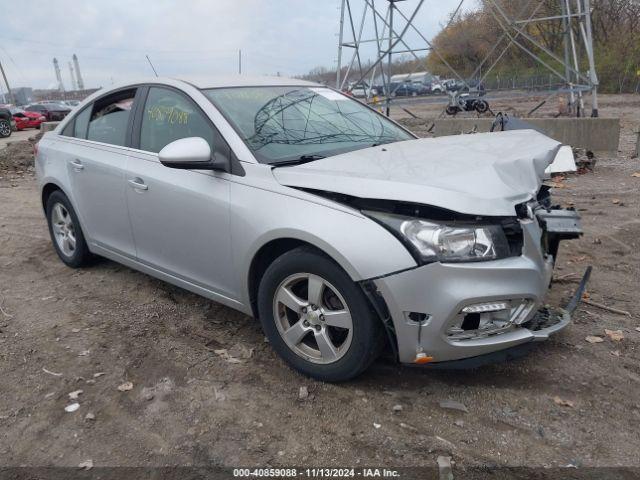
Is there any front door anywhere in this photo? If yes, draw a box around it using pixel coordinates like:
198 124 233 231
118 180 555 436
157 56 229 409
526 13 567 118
125 86 235 299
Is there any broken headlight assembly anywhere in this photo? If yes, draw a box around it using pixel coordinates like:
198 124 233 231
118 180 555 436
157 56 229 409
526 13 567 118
363 211 511 264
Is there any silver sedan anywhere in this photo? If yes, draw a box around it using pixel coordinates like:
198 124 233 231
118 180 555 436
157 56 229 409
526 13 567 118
35 76 584 381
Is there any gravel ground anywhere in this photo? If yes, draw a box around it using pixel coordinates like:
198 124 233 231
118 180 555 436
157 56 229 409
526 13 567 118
0 94 638 471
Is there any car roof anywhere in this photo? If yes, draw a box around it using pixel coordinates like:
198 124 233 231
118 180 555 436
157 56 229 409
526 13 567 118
54 75 326 133
93 75 320 94
185 75 320 89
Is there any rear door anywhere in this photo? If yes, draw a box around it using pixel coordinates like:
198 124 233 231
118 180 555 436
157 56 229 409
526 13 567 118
124 86 235 299
60 88 139 258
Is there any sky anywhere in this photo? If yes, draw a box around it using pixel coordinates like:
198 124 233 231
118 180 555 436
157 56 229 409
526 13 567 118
0 0 476 92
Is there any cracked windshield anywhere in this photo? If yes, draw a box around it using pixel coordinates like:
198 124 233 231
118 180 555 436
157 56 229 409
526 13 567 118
204 86 413 164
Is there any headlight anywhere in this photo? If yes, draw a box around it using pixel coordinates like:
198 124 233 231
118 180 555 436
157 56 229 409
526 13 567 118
364 211 511 263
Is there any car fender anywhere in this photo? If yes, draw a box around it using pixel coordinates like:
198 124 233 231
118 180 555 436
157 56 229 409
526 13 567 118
229 175 417 309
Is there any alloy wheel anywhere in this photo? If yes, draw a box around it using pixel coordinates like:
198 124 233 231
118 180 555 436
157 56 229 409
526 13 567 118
272 273 353 364
0 121 11 137
51 203 76 257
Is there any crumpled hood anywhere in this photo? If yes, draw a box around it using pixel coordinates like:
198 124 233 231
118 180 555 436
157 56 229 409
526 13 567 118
272 129 562 216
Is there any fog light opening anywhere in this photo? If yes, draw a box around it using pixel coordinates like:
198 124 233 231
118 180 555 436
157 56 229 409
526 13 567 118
447 299 535 341
460 312 481 330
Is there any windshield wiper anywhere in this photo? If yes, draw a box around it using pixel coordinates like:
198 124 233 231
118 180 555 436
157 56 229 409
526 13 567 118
271 154 326 167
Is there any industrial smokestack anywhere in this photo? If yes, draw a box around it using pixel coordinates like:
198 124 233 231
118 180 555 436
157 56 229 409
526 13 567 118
72 54 85 90
68 62 78 91
53 58 65 92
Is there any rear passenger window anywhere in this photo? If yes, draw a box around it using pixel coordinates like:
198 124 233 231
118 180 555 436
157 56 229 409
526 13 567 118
140 87 214 153
73 107 91 139
87 88 136 146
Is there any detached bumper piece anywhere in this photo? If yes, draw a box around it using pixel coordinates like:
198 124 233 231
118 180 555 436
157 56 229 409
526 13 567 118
419 266 591 369
536 208 583 257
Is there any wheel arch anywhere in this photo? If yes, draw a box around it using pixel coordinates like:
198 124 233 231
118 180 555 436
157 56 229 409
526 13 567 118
41 182 65 211
246 237 355 319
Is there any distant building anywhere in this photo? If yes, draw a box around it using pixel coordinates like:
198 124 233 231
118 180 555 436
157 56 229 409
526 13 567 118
389 71 437 84
32 88 99 103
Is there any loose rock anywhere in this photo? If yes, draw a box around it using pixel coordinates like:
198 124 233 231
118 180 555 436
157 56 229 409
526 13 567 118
298 386 309 400
117 381 133 392
553 396 575 407
439 399 468 413
68 389 83 400
585 335 604 344
604 329 624 342
437 455 453 480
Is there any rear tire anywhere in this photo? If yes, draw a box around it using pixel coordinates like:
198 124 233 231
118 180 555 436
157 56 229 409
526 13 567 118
45 190 93 268
475 99 489 113
257 247 384 382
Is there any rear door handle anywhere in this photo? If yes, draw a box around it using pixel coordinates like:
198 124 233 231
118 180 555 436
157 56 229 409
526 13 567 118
69 159 84 171
128 178 148 191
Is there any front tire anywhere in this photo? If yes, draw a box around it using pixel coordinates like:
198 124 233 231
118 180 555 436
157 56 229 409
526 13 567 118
45 190 93 268
446 105 460 115
257 247 383 382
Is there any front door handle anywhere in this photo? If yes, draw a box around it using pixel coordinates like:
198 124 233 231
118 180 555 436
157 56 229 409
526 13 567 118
69 159 84 171
128 178 148 191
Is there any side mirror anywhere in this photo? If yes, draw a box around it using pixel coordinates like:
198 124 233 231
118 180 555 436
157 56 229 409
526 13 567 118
158 137 229 172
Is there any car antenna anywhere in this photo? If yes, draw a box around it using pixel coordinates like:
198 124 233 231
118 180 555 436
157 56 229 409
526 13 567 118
145 55 159 77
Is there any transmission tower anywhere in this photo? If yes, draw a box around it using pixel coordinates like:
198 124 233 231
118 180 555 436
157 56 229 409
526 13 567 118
336 0 599 117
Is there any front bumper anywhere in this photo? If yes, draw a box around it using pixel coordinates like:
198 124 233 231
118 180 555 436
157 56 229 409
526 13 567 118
373 217 586 364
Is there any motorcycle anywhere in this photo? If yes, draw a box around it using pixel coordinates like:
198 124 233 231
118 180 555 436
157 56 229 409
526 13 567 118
445 90 490 115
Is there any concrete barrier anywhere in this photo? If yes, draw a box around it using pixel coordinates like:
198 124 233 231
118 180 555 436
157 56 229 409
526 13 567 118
399 117 620 153
40 121 60 133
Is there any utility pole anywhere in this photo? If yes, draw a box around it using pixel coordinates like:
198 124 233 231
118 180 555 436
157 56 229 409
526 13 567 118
580 0 599 117
238 49 242 75
0 60 15 105
336 0 346 89
386 0 395 116
560 0 574 114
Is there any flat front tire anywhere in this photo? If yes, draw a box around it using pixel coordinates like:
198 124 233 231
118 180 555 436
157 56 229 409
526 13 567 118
45 190 93 268
258 247 383 382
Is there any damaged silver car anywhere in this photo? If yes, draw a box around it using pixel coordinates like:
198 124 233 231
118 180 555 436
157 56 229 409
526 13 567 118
35 76 587 381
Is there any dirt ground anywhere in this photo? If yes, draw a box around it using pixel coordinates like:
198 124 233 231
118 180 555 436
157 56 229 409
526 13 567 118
0 94 639 471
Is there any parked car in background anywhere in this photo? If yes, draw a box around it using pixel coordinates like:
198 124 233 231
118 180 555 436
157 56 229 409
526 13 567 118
25 103 71 121
444 79 486 96
10 107 47 130
61 100 81 108
348 82 377 98
0 106 16 138
429 81 444 94
387 82 421 97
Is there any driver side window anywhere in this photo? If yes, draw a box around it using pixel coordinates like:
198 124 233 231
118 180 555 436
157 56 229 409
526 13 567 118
139 87 215 154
